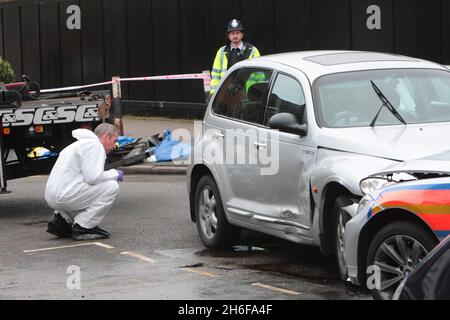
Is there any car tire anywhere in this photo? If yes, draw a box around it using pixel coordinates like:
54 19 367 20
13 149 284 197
366 221 438 300
195 175 241 248
332 195 354 282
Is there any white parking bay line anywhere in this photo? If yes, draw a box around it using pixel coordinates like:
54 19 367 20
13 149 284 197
252 282 300 296
182 267 218 278
120 251 157 263
94 242 115 249
24 242 114 253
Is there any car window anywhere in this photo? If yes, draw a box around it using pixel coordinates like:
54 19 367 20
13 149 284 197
396 79 416 114
431 78 450 101
265 73 306 126
212 69 240 116
223 68 272 124
314 69 450 128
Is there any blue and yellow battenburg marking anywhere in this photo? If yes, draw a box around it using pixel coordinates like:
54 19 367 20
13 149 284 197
367 183 450 240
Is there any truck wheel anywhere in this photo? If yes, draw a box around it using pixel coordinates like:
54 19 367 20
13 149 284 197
332 195 354 282
195 175 241 248
366 221 437 300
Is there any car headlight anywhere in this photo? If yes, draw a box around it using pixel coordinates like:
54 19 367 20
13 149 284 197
360 177 396 195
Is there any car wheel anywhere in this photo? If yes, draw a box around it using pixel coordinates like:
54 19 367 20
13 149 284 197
195 175 241 248
366 221 438 300
332 195 354 282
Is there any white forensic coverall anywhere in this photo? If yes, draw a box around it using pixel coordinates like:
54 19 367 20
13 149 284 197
45 129 120 229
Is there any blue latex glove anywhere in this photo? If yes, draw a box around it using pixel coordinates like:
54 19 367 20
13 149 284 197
116 169 124 182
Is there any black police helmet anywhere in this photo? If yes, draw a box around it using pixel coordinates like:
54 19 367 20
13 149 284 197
227 19 244 34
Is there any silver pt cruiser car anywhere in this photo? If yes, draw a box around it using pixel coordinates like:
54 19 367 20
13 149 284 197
187 50 450 282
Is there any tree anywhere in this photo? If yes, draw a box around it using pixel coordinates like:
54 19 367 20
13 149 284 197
0 57 15 84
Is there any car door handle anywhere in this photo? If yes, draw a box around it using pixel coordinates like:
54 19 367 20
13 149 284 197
214 132 224 139
253 142 267 149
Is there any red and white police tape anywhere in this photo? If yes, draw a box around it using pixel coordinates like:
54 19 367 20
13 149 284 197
39 72 211 94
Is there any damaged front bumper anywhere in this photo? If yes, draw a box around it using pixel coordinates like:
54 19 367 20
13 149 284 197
342 195 378 286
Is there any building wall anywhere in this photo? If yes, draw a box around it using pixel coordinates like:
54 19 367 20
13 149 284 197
0 0 448 102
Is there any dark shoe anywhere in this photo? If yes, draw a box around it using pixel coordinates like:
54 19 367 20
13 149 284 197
47 213 72 238
72 223 110 241
93 226 110 237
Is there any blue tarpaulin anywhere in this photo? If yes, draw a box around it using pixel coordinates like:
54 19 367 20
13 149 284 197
117 136 137 148
146 129 192 162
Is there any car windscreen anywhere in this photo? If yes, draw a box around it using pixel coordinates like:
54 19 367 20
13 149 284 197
313 68 450 128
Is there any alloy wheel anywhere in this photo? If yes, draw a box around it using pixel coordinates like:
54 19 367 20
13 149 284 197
336 209 348 278
198 187 218 240
372 235 428 300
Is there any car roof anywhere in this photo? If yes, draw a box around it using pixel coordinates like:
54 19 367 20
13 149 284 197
246 50 447 81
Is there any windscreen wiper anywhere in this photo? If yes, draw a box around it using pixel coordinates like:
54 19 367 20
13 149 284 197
369 80 406 127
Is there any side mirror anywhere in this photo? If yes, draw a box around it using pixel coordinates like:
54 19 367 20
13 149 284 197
269 112 307 136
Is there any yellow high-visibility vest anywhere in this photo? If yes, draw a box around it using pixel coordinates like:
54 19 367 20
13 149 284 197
210 43 260 95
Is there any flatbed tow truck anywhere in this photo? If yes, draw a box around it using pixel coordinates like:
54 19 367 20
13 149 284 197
0 77 148 193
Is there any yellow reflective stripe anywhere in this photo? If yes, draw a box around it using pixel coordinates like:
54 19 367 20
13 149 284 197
211 46 227 95
220 47 226 72
210 76 220 93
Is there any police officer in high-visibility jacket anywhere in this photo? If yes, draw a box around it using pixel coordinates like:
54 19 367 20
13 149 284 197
210 19 260 95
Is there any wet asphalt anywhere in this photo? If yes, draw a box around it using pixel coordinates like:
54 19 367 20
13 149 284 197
0 174 371 300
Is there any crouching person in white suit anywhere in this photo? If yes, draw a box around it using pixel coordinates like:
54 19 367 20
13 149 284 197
45 123 124 241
